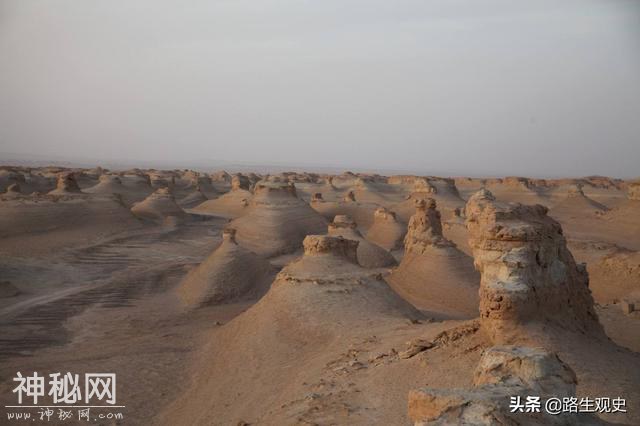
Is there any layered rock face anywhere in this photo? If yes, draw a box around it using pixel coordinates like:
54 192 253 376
48 172 82 195
366 207 405 250
327 215 396 268
408 346 605 425
387 198 479 317
177 228 276 308
465 189 604 344
130 187 186 223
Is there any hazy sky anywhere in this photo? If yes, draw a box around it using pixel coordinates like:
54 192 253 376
1 0 639 177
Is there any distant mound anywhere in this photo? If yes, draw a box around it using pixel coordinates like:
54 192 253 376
229 182 327 257
327 215 396 268
48 172 83 195
179 186 208 208
190 174 253 219
387 198 479 318
84 174 125 195
130 188 186 223
365 207 405 251
310 191 379 231
177 228 276 309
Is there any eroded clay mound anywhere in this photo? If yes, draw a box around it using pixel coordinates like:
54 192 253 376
177 229 276 308
327 215 397 268
130 187 186 224
311 190 379 231
366 207 406 251
164 235 422 425
387 199 479 318
84 174 124 194
179 186 208 208
465 189 604 344
190 176 253 219
229 182 327 257
408 346 605 425
48 172 83 195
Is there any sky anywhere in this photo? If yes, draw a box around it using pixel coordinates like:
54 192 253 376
0 0 639 177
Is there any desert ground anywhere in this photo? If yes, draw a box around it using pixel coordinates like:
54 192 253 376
0 167 638 425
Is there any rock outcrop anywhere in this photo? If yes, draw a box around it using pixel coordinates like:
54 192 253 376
387 199 479 317
177 228 276 308
366 207 406 251
465 189 604 344
327 215 397 268
408 345 605 425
